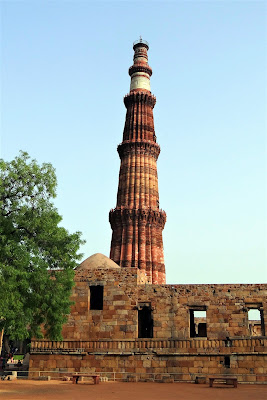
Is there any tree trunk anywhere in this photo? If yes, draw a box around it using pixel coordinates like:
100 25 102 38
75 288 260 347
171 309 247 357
0 330 3 355
3 335 10 354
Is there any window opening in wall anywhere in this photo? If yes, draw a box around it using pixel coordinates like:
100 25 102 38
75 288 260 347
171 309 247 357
247 307 265 336
190 309 207 338
224 356 230 368
90 286 103 310
138 304 153 338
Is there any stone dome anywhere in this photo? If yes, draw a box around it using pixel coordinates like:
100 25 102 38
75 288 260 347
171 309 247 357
76 253 120 270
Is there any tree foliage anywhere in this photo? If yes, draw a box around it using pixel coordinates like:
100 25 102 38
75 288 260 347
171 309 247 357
0 152 84 340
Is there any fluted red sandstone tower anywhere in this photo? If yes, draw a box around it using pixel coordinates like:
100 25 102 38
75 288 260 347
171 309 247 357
109 39 166 284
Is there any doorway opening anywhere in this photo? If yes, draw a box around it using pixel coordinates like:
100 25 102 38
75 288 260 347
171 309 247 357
190 308 207 338
247 305 265 336
138 303 153 338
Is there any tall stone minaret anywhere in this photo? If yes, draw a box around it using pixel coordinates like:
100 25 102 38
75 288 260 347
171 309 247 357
109 39 166 284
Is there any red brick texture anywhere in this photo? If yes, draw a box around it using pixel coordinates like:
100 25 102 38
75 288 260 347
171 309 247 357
109 42 166 284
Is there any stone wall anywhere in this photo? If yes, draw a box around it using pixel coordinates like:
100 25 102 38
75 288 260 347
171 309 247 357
29 267 267 382
61 267 267 340
29 339 267 383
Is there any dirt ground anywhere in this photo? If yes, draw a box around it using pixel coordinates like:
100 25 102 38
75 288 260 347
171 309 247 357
0 380 266 400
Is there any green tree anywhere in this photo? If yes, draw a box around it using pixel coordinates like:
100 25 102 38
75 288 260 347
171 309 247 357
0 151 84 341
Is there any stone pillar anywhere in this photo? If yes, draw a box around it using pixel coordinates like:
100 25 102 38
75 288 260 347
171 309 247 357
109 39 166 284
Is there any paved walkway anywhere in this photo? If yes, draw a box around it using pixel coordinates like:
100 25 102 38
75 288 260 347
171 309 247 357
0 380 266 400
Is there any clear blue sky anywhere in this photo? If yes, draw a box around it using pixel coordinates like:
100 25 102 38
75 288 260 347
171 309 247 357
1 1 266 284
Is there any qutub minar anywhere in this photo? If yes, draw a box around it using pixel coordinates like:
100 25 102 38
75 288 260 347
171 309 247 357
29 39 266 384
109 38 166 284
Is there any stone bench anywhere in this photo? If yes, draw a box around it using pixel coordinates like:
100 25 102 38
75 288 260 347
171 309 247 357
72 374 100 385
209 376 237 388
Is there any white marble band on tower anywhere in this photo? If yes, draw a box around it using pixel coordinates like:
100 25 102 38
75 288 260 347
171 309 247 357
130 72 151 91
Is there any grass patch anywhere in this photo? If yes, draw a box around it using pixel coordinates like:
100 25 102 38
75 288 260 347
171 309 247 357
13 355 24 360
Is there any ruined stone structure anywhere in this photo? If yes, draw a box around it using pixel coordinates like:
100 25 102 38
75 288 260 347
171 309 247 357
29 40 267 384
109 39 166 284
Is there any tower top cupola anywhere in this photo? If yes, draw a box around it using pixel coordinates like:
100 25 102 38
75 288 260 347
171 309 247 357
129 38 152 93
